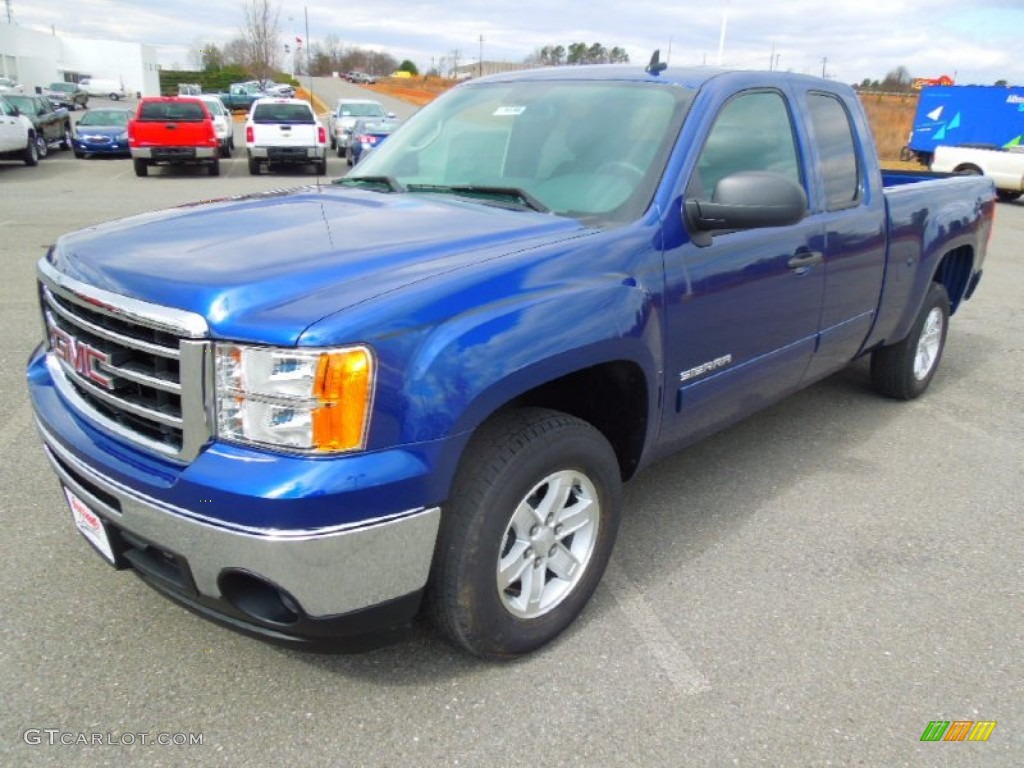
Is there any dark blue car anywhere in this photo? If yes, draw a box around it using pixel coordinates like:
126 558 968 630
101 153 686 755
347 117 400 166
71 108 132 158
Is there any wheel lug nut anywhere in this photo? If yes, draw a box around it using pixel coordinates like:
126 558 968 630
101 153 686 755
523 547 533 559
534 557 544 568
545 514 554 525
554 524 563 535
529 525 539 536
548 545 558 557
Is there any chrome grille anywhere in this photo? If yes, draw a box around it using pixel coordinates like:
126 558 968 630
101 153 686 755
38 259 213 462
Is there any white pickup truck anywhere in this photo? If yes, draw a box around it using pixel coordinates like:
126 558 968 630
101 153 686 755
931 144 1024 203
245 97 327 175
0 94 39 165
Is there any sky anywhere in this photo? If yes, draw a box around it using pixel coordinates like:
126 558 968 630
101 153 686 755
8 0 1024 86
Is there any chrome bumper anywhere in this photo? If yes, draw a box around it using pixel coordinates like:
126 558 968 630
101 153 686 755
38 420 441 618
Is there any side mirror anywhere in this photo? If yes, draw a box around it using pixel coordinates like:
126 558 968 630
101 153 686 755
387 112 397 119
684 171 807 243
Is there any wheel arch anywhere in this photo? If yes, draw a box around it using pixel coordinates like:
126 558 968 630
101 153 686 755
475 358 651 482
932 245 974 315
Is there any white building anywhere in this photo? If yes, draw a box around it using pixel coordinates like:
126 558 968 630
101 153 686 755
0 24 160 96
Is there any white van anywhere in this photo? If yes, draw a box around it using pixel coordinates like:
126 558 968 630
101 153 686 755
80 78 127 100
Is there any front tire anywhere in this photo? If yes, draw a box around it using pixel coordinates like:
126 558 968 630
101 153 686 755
428 408 622 659
871 282 950 400
61 124 72 150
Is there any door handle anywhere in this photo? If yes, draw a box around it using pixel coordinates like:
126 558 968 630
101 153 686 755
787 251 824 270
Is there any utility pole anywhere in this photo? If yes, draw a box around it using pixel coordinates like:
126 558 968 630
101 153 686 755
821 57 828 78
479 35 484 78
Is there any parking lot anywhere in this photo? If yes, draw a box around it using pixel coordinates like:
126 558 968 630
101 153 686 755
1 88 1021 765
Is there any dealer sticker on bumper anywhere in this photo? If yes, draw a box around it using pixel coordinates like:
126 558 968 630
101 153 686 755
64 487 115 564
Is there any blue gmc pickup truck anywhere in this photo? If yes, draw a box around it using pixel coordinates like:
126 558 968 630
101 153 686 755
27 64 995 658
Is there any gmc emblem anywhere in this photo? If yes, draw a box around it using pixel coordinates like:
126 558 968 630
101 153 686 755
49 325 114 390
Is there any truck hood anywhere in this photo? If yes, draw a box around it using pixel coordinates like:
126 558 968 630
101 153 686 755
50 186 585 345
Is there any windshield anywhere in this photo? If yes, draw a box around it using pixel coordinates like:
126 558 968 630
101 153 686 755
350 80 693 224
79 110 130 127
4 95 34 113
49 83 74 92
253 103 314 124
201 98 227 116
338 102 386 118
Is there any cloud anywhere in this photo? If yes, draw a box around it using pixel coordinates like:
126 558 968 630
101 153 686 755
12 0 1024 85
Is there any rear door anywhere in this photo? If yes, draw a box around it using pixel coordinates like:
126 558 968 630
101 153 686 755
795 88 886 381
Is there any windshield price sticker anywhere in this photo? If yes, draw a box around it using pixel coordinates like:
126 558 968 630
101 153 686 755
493 106 526 116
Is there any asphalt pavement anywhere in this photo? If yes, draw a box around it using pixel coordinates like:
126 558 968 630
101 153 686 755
0 106 1021 766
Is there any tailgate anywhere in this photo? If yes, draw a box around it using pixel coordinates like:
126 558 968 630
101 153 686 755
253 124 318 147
132 120 210 147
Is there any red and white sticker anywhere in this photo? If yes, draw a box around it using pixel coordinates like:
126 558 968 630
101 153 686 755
64 487 115 564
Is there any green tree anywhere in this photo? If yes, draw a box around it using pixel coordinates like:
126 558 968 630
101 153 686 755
398 59 419 76
567 42 588 65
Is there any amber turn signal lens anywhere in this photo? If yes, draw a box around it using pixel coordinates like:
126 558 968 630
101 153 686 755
311 347 374 452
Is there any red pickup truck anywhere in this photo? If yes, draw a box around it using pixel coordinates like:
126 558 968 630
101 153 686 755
128 97 220 177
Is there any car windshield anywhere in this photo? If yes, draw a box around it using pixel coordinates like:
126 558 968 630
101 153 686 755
79 110 130 126
49 83 74 92
4 95 35 113
350 80 693 224
201 99 227 116
139 101 207 121
253 103 314 124
339 102 385 118
357 120 399 135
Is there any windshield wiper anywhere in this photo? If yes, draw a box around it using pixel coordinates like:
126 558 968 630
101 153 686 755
407 184 549 213
333 175 406 193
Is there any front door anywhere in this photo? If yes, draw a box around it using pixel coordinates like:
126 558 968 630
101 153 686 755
660 88 825 447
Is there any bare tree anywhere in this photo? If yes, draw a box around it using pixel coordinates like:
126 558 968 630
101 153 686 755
223 37 249 67
241 0 281 81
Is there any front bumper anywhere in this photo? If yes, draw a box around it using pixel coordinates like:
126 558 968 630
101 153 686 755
72 137 128 155
28 345 445 649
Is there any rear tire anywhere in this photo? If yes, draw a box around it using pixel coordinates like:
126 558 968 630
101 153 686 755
996 190 1022 203
427 408 622 659
24 137 39 166
316 158 327 175
208 159 220 176
247 156 260 175
871 282 950 400
133 158 148 177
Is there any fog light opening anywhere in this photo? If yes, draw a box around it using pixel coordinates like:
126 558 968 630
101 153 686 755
218 570 302 626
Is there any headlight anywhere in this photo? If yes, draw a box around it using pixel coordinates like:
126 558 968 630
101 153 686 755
215 344 375 453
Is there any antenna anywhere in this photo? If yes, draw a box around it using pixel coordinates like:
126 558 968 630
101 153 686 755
646 50 667 75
